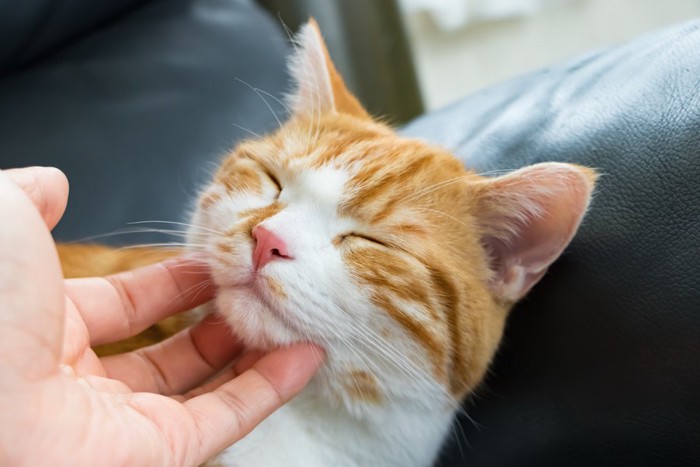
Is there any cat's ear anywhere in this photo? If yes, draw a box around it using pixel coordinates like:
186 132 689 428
286 19 370 120
474 163 597 302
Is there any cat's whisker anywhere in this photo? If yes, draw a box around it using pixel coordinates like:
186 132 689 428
353 331 421 378
302 323 326 365
448 411 471 458
404 167 523 205
295 306 388 383
403 174 473 203
162 278 215 310
176 277 214 299
361 337 438 397
128 220 224 235
302 322 343 382
278 14 295 39
204 312 229 326
359 328 458 406
353 326 417 377
171 270 212 275
332 310 445 400
416 207 470 228
253 87 291 118
189 280 216 302
116 242 207 251
456 405 481 431
472 168 520 177
324 320 381 374
123 228 195 237
235 78 283 128
166 263 213 273
309 317 406 411
233 123 262 139
66 228 191 244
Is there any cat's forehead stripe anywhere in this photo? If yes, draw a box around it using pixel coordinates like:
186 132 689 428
339 149 463 224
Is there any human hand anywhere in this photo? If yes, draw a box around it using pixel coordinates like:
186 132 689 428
0 167 324 466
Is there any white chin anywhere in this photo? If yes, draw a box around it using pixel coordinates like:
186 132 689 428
215 287 300 350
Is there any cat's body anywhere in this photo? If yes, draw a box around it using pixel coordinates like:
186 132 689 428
60 20 596 467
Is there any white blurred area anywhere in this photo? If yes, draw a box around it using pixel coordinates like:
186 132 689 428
400 0 700 109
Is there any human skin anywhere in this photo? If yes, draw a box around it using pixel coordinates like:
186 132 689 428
0 166 324 466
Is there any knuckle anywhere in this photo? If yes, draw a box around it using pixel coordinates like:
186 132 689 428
105 274 139 335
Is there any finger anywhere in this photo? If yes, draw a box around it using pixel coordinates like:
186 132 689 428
0 171 65 381
64 256 216 346
3 166 69 230
182 344 324 464
102 313 243 394
182 350 266 399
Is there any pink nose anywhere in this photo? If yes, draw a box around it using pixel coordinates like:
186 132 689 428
252 225 291 270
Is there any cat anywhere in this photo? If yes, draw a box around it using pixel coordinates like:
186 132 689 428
59 19 596 467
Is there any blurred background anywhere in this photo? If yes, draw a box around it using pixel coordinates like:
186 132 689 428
399 0 700 110
2 0 700 241
267 0 700 122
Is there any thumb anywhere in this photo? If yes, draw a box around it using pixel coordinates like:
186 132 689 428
0 170 65 384
3 167 69 230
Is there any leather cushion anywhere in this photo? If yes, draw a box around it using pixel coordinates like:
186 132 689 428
403 20 700 466
0 0 149 73
0 0 290 243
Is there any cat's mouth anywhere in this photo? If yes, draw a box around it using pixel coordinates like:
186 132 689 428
248 273 307 337
209 255 319 347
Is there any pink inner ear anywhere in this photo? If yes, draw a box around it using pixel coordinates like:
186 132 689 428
481 163 596 301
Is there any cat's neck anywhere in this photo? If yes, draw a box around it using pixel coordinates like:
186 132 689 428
216 362 456 467
285 367 457 466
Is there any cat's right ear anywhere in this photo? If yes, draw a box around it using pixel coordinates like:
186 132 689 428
473 163 597 303
286 19 370 120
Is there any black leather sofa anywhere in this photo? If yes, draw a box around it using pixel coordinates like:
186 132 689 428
1 1 698 465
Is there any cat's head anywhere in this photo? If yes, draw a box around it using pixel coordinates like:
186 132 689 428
190 20 596 408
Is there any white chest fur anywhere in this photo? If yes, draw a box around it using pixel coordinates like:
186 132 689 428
213 384 455 467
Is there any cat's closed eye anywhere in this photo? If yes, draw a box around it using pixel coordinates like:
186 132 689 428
338 233 386 247
264 171 282 193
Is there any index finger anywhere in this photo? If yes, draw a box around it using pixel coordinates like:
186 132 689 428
64 256 216 346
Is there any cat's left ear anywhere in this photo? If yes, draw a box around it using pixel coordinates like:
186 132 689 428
473 162 597 302
286 19 370 120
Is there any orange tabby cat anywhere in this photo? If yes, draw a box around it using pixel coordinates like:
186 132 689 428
59 20 596 466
